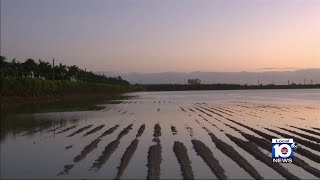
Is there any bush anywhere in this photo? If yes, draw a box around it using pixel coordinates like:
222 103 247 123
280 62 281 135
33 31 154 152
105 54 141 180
0 77 136 97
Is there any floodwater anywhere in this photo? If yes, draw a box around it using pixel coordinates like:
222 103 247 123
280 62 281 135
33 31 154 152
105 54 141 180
1 89 320 179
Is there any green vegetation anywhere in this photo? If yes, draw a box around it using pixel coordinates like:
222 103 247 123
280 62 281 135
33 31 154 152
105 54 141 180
0 56 141 97
1 77 139 96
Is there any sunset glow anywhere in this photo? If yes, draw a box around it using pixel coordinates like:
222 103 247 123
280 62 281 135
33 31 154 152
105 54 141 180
1 0 320 73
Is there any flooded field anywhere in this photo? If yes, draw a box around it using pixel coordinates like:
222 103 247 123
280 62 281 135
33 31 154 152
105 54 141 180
1 89 320 179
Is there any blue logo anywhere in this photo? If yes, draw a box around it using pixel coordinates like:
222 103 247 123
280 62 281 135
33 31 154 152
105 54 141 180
272 139 297 163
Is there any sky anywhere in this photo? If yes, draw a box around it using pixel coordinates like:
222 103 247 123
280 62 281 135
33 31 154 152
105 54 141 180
1 0 320 73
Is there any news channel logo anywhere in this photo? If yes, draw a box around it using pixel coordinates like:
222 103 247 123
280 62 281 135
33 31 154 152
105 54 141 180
272 139 298 163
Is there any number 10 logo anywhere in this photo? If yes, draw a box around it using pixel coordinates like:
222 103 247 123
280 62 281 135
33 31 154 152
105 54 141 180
272 139 296 163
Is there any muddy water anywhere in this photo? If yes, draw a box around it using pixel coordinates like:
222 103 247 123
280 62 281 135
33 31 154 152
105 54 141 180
1 89 320 179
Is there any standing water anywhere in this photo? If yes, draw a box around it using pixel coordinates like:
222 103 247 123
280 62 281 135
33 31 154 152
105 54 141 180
1 89 320 179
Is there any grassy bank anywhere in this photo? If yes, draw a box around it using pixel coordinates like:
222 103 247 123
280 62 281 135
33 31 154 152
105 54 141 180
1 77 139 97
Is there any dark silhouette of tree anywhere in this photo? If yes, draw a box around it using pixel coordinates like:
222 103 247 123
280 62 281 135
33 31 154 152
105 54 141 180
1 56 130 85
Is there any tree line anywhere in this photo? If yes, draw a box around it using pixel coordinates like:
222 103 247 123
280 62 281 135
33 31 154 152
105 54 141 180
142 83 320 91
0 56 129 85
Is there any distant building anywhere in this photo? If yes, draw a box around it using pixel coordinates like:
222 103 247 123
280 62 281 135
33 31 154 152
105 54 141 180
188 79 201 85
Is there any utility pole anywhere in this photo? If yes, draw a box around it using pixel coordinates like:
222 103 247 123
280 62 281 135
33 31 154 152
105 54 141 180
288 80 290 86
52 58 55 80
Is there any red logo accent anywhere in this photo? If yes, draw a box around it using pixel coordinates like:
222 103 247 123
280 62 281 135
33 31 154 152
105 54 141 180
281 147 288 153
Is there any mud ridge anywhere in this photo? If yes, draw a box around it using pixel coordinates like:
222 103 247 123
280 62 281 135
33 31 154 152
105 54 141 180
193 107 213 117
58 164 74 175
74 139 101 162
83 125 105 137
224 121 320 163
196 106 222 117
56 125 77 134
206 106 233 116
67 125 93 137
117 124 133 139
173 141 194 180
171 126 177 135
153 123 161 140
239 131 320 178
226 118 320 163
147 143 162 180
91 124 134 171
226 134 299 180
277 127 320 143
136 124 146 138
91 139 120 171
264 127 320 151
22 129 41 136
47 126 64 133
180 106 186 112
191 139 226 180
115 124 145 179
203 127 263 180
147 124 162 180
289 126 320 137
99 125 119 138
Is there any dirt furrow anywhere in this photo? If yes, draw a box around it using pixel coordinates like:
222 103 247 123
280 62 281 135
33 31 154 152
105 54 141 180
223 119 320 163
147 143 162 180
99 125 119 138
265 128 320 151
56 125 77 134
311 127 320 132
67 125 93 137
115 124 145 179
147 124 162 180
171 126 177 135
22 129 41 136
47 126 64 133
289 126 320 137
225 122 320 163
197 106 223 117
136 124 146 138
83 125 105 137
58 164 74 175
206 106 233 116
74 139 101 162
91 139 120 171
173 141 194 180
91 124 133 171
117 124 133 139
277 127 320 143
180 106 186 112
239 131 320 178
203 127 263 180
191 139 226 180
193 107 213 117
226 134 299 179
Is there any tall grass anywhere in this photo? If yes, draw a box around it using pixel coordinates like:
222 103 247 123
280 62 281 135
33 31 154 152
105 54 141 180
1 77 137 97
